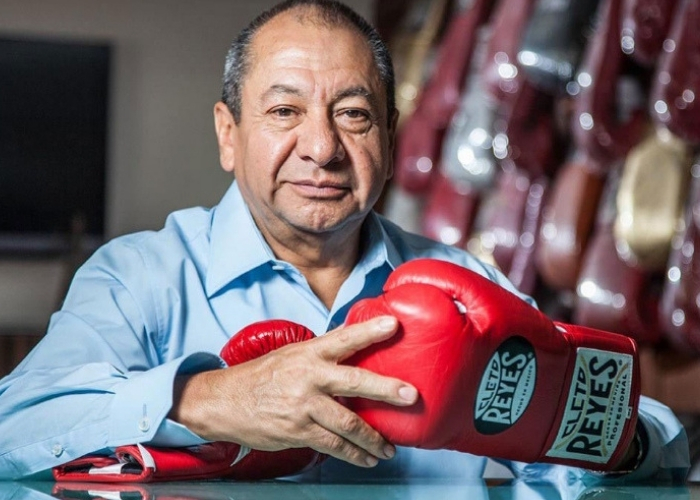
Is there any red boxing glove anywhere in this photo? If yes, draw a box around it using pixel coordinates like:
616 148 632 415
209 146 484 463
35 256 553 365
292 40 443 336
217 319 326 479
344 259 640 471
52 442 248 483
54 320 324 482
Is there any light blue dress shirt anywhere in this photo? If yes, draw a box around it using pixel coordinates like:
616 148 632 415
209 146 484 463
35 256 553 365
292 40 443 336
0 181 689 482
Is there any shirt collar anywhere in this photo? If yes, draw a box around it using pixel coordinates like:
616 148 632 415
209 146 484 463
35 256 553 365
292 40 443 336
205 181 276 297
360 210 404 274
205 181 404 297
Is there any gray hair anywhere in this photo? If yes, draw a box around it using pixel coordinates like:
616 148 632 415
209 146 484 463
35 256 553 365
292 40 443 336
221 0 395 124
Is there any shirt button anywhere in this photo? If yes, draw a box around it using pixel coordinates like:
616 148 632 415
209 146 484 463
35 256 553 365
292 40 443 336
138 417 151 432
51 444 64 457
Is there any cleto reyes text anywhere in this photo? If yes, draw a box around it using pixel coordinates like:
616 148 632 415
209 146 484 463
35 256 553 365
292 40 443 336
474 336 536 435
558 355 630 458
478 351 530 425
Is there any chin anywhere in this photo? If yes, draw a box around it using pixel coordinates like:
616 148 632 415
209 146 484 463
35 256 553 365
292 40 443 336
289 213 363 236
285 204 364 234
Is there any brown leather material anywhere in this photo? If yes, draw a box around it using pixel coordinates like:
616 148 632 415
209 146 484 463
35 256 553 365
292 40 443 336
614 127 692 270
466 169 526 274
574 167 663 345
574 228 662 344
649 0 700 144
391 0 451 129
467 167 548 295
480 0 538 104
536 157 605 290
573 166 661 344
419 0 496 127
393 116 446 194
621 0 679 67
421 171 480 248
571 0 648 167
508 175 548 295
479 0 559 178
660 163 700 354
393 0 495 194
486 167 532 274
496 80 558 178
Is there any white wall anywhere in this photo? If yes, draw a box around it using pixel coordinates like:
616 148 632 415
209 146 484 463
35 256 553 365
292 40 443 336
0 0 374 330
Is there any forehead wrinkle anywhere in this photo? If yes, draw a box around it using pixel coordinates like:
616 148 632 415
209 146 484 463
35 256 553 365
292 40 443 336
258 83 304 105
260 84 305 103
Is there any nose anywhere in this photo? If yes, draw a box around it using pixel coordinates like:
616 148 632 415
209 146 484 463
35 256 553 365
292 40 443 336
296 110 346 167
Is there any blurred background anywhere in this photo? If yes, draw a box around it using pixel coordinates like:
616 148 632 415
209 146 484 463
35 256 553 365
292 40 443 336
1 0 699 476
0 0 369 350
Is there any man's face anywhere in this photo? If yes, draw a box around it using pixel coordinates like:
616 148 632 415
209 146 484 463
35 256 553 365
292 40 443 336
216 12 396 240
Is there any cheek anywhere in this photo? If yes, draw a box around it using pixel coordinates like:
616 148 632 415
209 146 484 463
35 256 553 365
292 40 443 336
243 130 296 180
350 139 390 186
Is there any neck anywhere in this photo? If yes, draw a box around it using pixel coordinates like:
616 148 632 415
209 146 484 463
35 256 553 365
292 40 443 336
257 218 365 310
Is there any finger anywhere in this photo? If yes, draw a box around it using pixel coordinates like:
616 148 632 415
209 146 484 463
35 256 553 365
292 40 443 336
309 428 381 468
309 398 395 466
324 365 418 406
314 316 399 361
314 398 396 460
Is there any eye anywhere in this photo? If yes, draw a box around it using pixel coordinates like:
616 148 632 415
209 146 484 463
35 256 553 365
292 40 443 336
339 108 370 120
342 109 368 119
335 108 372 132
270 107 297 118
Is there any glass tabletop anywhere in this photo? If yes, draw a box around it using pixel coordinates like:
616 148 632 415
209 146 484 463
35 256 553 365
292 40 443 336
1 478 692 500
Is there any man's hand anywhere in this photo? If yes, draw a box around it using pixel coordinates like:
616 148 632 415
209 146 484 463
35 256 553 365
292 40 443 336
169 316 418 468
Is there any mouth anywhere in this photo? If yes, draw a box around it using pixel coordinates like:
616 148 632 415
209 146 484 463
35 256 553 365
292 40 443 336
288 181 350 199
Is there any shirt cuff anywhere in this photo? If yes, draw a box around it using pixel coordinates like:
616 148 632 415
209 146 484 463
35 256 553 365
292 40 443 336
589 396 690 483
612 410 689 483
107 352 224 447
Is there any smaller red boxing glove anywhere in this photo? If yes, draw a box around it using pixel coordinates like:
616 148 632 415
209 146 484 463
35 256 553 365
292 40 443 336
53 320 325 482
218 320 326 480
344 258 640 472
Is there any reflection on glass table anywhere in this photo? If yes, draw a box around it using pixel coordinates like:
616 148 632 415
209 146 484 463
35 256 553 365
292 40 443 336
0 477 692 500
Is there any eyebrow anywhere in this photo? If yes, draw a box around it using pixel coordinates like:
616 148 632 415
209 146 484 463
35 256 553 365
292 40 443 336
332 86 378 111
260 84 379 110
260 84 304 103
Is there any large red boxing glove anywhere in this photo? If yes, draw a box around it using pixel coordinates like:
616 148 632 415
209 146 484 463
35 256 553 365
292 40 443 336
54 320 324 482
344 259 640 471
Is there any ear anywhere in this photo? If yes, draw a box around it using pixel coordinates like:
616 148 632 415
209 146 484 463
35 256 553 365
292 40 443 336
214 101 238 173
386 108 400 180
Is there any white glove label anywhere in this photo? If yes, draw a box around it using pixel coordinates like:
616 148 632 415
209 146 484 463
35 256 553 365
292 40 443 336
546 348 634 464
474 336 537 434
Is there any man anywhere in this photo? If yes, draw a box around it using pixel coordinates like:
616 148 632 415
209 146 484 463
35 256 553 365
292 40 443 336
0 0 689 482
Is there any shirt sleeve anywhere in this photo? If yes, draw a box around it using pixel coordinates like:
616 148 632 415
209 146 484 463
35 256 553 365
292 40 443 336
501 395 690 483
0 239 223 480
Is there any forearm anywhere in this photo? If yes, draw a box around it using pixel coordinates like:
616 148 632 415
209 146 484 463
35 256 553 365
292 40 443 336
0 353 222 479
168 357 284 447
169 369 236 442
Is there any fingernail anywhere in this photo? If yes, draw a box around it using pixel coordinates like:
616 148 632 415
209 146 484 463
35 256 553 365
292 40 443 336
378 316 397 332
399 385 418 403
383 444 395 459
365 456 379 467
